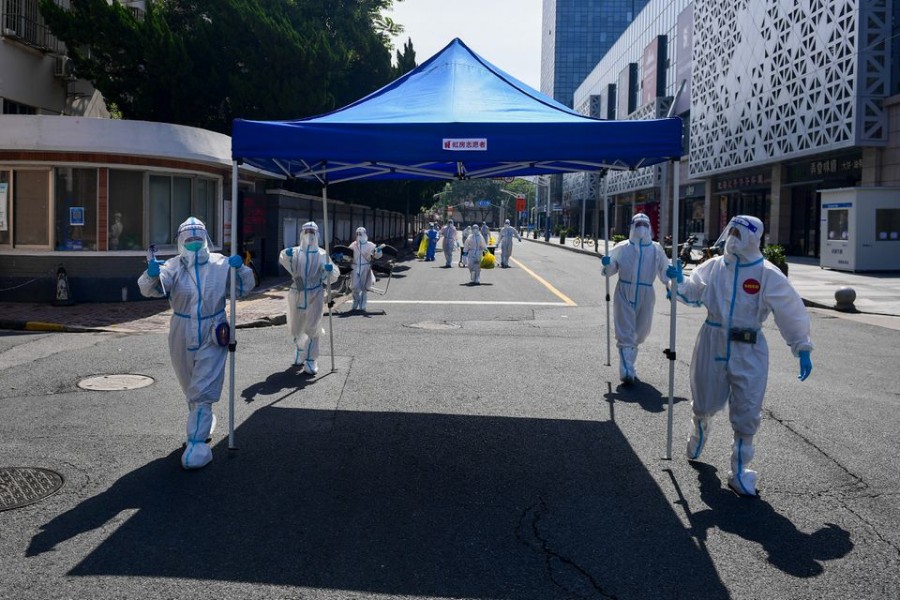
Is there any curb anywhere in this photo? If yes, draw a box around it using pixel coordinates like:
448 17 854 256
0 319 108 334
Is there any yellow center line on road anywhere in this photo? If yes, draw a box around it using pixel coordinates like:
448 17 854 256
509 256 577 306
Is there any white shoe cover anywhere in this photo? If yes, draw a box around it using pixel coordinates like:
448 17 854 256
619 347 637 382
304 360 319 375
728 435 758 495
686 415 711 460
728 470 759 496
182 403 214 470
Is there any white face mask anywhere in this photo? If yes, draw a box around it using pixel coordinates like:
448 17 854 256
358 234 367 244
301 232 318 247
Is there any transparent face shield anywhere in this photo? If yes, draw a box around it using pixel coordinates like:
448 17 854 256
301 229 318 247
714 216 760 254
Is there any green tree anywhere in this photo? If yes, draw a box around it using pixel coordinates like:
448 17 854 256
393 37 417 78
39 0 403 133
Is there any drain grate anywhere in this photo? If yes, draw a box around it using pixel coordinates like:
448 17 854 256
0 467 64 512
77 374 155 391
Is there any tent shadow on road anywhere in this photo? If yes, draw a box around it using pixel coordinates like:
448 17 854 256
28 408 730 599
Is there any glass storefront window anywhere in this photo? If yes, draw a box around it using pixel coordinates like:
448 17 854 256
875 209 900 241
193 178 218 244
15 170 50 247
827 209 849 241
149 174 211 246
54 168 98 250
108 169 145 250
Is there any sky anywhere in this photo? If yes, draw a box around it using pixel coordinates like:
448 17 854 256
384 0 544 90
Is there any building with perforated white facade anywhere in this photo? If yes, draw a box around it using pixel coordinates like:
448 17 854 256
572 0 900 258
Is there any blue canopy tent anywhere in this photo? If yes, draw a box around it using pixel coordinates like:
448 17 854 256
226 38 684 448
232 38 682 182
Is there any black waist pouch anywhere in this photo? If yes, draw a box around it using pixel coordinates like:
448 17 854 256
729 328 758 344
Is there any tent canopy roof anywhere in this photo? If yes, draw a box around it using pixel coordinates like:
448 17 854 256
231 38 682 183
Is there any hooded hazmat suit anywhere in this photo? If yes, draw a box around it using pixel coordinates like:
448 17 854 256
348 226 383 311
670 215 813 496
424 223 439 261
279 222 340 375
497 219 522 268
440 220 458 267
464 225 487 284
601 213 671 383
138 217 256 469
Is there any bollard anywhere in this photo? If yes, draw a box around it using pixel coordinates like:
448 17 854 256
53 265 75 306
834 287 857 312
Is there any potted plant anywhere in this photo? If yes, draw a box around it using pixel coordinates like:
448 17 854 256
762 244 788 276
558 227 568 244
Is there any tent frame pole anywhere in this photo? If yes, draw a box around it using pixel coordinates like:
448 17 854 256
322 184 336 373
228 160 239 449
665 160 681 460
602 175 611 367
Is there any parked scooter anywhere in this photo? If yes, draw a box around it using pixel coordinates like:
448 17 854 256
680 234 705 265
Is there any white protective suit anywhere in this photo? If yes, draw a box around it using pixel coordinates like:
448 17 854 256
601 213 670 383
497 220 522 268
279 222 340 375
348 227 382 311
440 220 458 267
464 226 487 284
481 223 490 244
672 215 813 496
138 217 256 469
460 226 472 267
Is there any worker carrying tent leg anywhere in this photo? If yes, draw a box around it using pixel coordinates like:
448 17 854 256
348 226 383 311
601 213 672 384
279 221 340 375
668 215 813 497
138 217 256 470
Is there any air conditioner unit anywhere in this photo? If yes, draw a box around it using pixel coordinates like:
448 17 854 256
53 55 75 80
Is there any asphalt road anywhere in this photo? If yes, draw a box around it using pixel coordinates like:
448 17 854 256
1 239 898 600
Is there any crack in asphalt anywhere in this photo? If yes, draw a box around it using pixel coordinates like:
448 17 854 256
767 409 900 558
515 497 618 600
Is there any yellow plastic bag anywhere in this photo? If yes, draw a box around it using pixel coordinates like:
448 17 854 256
488 235 496 245
417 235 428 259
480 251 495 269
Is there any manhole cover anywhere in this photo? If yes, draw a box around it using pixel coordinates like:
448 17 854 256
77 374 155 391
404 321 461 330
0 467 64 512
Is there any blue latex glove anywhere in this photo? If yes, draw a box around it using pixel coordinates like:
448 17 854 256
285 247 294 257
146 259 162 277
324 263 334 272
666 262 684 283
601 255 611 266
798 350 812 381
228 254 243 268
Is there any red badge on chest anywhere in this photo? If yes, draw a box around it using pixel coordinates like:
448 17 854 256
742 278 761 295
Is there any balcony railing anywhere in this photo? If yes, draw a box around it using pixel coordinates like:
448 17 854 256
2 0 65 54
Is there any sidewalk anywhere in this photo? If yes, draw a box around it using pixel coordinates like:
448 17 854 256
524 233 900 321
0 278 299 334
1 238 898 334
